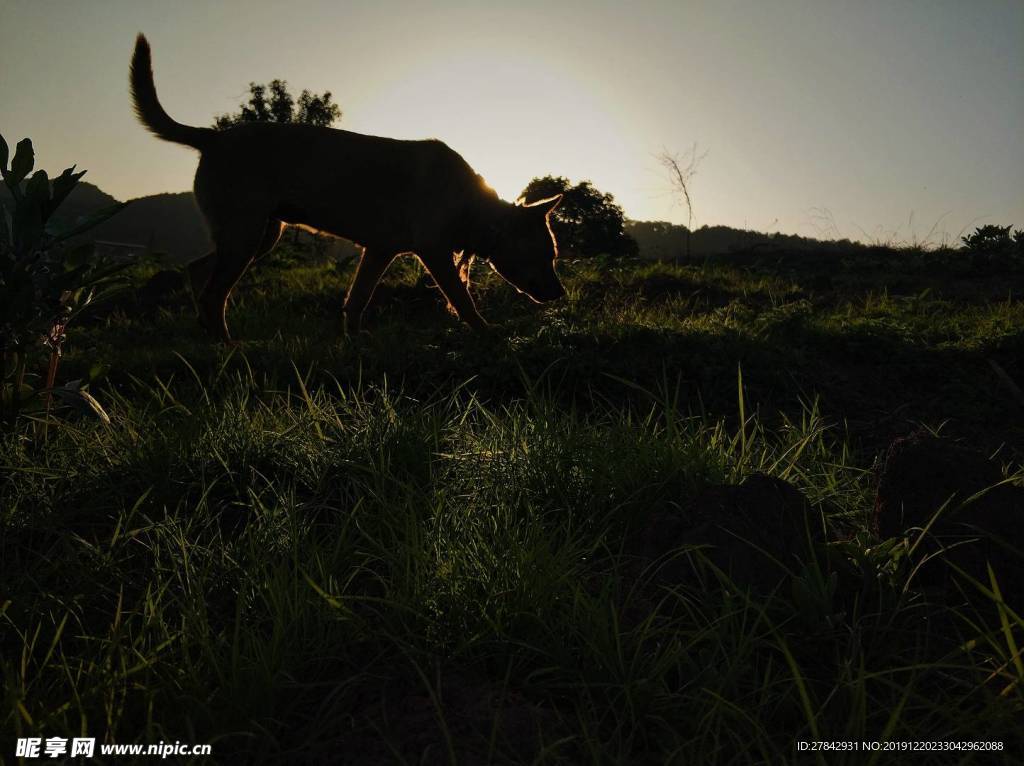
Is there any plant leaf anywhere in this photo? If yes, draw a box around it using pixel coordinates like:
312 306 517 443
51 385 111 424
12 192 44 256
0 132 8 173
0 199 10 253
47 166 86 218
49 201 129 243
7 138 35 188
25 170 51 208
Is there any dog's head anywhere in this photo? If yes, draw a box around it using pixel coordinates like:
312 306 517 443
486 194 566 303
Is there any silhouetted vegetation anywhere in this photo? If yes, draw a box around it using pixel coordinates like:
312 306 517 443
659 143 707 263
0 133 127 428
962 223 1024 255
521 175 638 259
214 79 341 129
627 219 869 261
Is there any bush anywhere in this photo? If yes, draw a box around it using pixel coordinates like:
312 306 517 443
961 224 1023 255
0 132 128 428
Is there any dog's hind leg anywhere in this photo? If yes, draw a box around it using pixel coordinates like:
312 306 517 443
343 247 396 334
252 220 284 261
198 218 279 342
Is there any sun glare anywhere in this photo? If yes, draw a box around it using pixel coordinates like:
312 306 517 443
347 47 634 204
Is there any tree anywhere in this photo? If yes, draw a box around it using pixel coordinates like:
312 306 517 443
658 143 707 264
214 79 341 129
961 224 1023 254
520 176 638 259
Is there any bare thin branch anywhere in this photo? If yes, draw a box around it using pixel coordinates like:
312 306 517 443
657 143 708 263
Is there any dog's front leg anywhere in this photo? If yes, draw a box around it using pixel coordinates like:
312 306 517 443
421 251 488 329
455 251 475 288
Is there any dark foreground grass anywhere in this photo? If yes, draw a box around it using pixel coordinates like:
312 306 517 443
3 249 1023 764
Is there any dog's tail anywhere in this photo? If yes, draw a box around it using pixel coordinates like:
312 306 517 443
130 33 214 150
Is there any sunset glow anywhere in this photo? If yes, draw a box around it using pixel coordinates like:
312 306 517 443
348 46 636 206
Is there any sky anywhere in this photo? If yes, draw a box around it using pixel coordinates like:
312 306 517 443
2 0 1021 243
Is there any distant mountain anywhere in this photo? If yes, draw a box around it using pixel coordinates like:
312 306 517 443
88 191 212 262
626 220 864 261
53 180 121 224
4 179 866 264
0 180 211 262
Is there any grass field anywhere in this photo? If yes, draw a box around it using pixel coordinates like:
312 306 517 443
3 246 1023 764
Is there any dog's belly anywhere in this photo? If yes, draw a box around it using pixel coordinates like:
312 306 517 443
273 198 434 253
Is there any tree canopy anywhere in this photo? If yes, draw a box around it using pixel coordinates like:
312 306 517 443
214 79 341 129
520 176 638 259
961 224 1023 254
